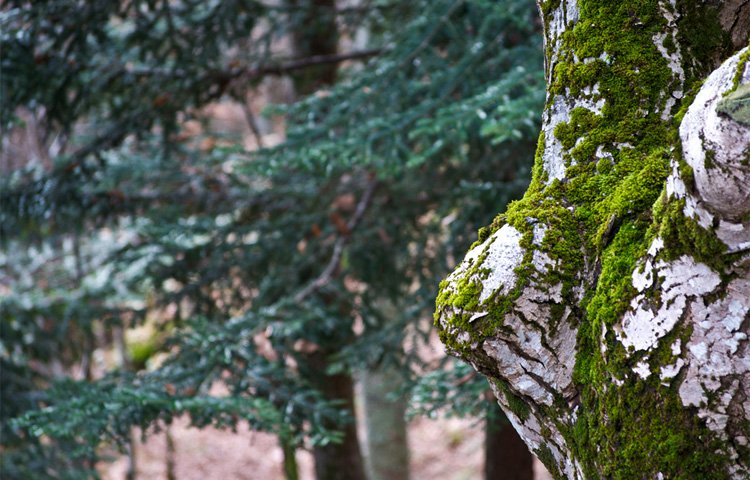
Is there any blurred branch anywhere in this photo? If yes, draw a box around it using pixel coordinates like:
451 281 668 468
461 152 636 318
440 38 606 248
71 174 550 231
127 49 384 82
295 174 378 302
242 101 265 149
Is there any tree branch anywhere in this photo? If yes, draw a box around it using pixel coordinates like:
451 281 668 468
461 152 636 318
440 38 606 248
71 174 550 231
126 49 384 83
294 175 378 303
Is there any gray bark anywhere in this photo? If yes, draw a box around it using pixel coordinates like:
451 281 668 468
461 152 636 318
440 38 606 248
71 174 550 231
361 366 410 480
436 2 750 478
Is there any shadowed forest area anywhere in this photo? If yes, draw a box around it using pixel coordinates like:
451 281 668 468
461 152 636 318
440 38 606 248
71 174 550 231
1 1 553 479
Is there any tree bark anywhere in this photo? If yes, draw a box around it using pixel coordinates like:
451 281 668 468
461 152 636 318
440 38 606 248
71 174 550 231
436 2 750 478
308 352 368 480
289 0 339 96
361 365 410 480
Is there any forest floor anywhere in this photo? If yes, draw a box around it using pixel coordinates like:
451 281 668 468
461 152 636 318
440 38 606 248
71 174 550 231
100 413 551 480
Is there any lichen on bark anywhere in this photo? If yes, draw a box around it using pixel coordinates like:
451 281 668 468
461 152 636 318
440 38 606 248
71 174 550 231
435 1 750 478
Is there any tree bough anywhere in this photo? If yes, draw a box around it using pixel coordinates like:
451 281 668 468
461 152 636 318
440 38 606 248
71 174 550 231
435 1 750 478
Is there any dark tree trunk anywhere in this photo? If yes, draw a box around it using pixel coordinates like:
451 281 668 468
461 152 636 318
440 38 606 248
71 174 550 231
484 401 533 480
286 5 366 479
289 0 339 95
309 353 367 480
281 437 300 480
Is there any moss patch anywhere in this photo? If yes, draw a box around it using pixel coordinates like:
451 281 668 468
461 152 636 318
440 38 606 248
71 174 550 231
534 443 565 480
493 378 531 423
572 379 728 479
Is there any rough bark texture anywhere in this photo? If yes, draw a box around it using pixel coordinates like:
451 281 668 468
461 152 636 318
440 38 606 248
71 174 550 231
435 1 750 478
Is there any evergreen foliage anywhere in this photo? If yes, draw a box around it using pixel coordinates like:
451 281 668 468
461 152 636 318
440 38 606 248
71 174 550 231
1 0 543 477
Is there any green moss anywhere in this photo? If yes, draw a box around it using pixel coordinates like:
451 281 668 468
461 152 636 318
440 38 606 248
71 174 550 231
539 0 562 18
704 147 716 169
534 444 564 480
716 83 750 126
723 40 750 97
493 378 531 422
572 380 728 479
675 1 731 85
657 197 727 269
527 131 548 195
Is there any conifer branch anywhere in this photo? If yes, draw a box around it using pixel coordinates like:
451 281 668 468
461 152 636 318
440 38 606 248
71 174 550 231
295 175 378 302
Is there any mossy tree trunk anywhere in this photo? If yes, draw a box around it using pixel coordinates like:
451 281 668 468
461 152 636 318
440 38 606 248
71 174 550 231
436 1 750 478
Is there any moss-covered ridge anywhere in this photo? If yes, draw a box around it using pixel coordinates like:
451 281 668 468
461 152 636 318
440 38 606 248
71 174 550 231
436 0 736 477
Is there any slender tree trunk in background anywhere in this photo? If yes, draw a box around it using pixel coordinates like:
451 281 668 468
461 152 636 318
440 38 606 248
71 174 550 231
360 365 410 480
287 4 366 480
72 233 95 382
280 437 300 480
436 1 750 478
289 0 339 95
484 401 532 480
114 327 138 480
308 352 368 480
165 425 176 480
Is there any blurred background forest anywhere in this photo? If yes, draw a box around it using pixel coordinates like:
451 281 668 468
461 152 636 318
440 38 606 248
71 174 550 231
0 0 550 479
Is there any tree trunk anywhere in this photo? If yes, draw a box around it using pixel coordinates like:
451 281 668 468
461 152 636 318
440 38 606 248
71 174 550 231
484 401 533 480
360 365 410 480
165 425 176 480
309 353 368 480
436 2 750 478
280 437 300 480
289 0 339 95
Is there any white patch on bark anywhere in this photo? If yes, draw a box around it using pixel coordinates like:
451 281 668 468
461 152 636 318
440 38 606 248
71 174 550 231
541 93 606 183
633 360 651 379
632 259 654 292
617 255 720 352
543 0 580 84
654 1 684 120
493 385 585 480
648 236 664 256
542 96 574 182
437 227 524 348
533 223 547 245
660 339 685 383
531 224 554 271
671 338 682 355
540 0 586 184
595 144 614 162
681 191 714 230
679 278 750 410
678 47 750 252
477 225 525 302
660 358 684 382
677 278 750 479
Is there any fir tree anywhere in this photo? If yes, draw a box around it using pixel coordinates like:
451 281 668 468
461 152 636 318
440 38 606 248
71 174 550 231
1 0 544 477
